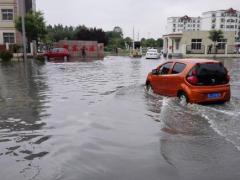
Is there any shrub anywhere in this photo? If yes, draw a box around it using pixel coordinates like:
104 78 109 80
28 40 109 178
11 44 21 53
0 50 13 62
35 54 44 61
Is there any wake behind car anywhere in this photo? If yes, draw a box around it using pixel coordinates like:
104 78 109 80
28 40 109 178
145 48 160 59
146 59 231 104
44 48 70 61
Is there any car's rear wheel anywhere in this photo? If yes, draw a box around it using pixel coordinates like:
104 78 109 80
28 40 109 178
64 56 68 62
44 55 48 61
146 82 153 92
178 92 188 106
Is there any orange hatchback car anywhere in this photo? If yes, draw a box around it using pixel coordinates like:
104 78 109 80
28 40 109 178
146 59 231 104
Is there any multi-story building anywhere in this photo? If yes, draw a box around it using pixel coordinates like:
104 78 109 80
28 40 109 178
201 8 240 40
166 15 201 33
0 0 36 44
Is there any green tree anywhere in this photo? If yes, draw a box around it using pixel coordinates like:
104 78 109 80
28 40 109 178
208 30 224 53
113 26 123 37
156 38 163 48
15 11 47 45
124 37 132 48
47 24 75 42
141 38 157 47
105 27 125 51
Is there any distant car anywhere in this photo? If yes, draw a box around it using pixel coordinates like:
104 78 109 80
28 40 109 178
44 48 70 61
145 49 160 59
146 59 231 104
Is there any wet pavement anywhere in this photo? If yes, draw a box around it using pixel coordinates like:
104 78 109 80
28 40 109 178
0 56 240 180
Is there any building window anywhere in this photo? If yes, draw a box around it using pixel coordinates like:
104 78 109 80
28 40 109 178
227 19 235 23
212 13 216 17
3 33 15 43
217 39 227 49
220 24 225 28
212 25 215 29
1 9 13 20
227 25 234 29
221 18 225 22
191 39 202 50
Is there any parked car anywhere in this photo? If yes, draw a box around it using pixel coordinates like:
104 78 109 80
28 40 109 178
43 48 70 61
145 48 160 59
146 59 231 104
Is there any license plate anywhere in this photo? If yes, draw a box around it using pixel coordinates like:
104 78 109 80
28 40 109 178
208 93 221 99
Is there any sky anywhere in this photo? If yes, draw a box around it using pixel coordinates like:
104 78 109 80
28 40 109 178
37 0 240 39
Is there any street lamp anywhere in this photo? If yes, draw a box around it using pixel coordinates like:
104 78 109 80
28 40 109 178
19 0 27 62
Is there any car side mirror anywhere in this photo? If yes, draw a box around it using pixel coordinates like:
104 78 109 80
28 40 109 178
152 69 159 75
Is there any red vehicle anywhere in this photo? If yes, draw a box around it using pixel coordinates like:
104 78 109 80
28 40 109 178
146 59 231 104
44 48 70 61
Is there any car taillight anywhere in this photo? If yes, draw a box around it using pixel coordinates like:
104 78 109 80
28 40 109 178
187 76 199 85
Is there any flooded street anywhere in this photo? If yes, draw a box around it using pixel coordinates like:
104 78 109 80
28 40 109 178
0 57 240 180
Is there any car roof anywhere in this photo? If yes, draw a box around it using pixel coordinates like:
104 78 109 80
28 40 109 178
166 58 219 65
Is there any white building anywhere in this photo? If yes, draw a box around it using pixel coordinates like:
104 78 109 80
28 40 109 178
0 0 36 44
162 31 237 58
166 15 201 33
201 8 240 40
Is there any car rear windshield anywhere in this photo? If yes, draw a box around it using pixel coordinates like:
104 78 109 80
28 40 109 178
189 63 228 85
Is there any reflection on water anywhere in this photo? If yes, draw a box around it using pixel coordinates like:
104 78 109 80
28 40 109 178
0 57 240 180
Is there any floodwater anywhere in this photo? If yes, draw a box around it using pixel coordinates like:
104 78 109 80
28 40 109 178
0 57 240 180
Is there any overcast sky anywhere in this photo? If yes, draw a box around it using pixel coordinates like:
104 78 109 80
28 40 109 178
37 0 240 39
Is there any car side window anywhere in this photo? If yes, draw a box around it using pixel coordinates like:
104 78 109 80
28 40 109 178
159 63 173 75
172 63 186 74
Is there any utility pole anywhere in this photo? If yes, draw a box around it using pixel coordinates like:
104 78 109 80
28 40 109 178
132 27 135 50
20 0 27 62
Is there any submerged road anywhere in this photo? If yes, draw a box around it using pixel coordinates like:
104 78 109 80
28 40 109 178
0 56 240 180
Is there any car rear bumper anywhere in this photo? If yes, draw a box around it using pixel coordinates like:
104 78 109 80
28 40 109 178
145 55 160 59
187 85 231 103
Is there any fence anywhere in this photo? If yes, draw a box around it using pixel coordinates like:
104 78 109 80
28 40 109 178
227 45 240 54
0 43 32 54
185 44 240 55
206 45 225 54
